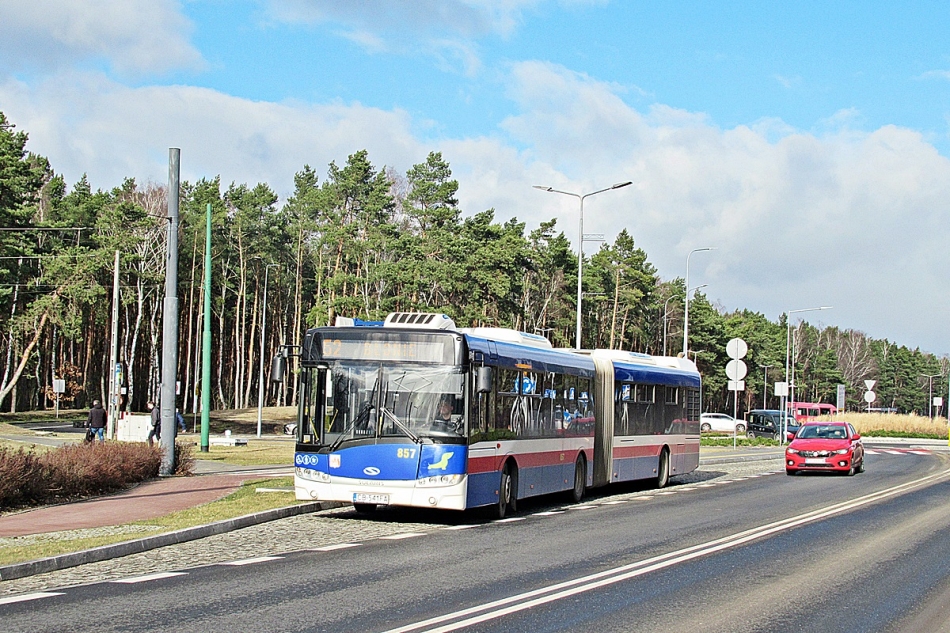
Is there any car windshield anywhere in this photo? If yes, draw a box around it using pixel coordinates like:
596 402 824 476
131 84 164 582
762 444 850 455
325 362 465 447
797 425 848 440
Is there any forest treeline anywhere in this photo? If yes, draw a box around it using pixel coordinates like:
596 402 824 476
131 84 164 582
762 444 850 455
0 111 946 418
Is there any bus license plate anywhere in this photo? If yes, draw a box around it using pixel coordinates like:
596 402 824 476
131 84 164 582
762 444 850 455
353 493 390 504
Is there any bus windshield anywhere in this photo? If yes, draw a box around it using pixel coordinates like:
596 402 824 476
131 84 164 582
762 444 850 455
325 361 465 447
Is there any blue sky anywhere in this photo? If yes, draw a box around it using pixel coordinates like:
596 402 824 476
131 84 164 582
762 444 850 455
2 0 949 356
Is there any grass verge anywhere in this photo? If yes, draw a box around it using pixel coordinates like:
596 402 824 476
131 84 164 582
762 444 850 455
0 476 301 566
186 440 294 466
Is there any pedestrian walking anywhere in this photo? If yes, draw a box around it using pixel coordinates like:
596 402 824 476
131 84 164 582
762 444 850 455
86 399 107 442
147 400 161 446
176 408 186 434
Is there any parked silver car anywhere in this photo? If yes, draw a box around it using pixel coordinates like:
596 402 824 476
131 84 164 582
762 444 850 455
700 412 746 434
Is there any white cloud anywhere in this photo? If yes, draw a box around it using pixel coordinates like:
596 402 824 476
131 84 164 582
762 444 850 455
918 70 950 81
462 61 950 353
2 59 948 354
263 0 546 75
0 0 202 76
265 0 539 38
0 72 423 197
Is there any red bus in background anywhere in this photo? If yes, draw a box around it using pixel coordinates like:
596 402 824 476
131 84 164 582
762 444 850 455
790 402 837 422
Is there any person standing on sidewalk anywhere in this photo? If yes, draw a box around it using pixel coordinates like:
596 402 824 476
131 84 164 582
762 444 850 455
147 400 161 446
86 399 107 442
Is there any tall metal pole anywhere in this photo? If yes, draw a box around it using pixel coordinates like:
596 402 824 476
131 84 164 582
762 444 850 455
533 181 632 350
256 264 278 438
783 306 832 442
576 195 584 350
159 148 180 475
201 203 212 452
922 374 940 419
107 250 120 439
762 365 772 409
683 247 714 357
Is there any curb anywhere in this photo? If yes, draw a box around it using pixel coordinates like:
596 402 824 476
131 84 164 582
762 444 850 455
0 501 342 582
699 453 782 466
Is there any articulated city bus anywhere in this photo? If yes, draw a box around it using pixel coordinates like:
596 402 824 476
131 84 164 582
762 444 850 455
284 312 700 518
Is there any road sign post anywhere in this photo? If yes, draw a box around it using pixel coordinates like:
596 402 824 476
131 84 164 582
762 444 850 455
725 338 748 448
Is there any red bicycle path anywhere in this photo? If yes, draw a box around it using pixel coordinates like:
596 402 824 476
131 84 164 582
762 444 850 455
0 471 278 538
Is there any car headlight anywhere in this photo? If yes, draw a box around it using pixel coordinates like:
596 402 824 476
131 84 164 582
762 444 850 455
417 474 464 487
834 448 850 455
296 467 330 482
786 448 799 455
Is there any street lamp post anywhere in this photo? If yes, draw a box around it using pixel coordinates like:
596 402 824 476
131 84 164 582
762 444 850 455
682 248 715 357
256 263 279 438
921 373 941 419
662 282 706 357
783 306 832 443
534 181 632 349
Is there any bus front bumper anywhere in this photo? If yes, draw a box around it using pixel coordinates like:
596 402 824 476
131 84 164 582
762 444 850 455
295 470 468 511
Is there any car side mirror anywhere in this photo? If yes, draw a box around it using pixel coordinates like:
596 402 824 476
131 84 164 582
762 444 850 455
786 431 796 441
852 433 861 440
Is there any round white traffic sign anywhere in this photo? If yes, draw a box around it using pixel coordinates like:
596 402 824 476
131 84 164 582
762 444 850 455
725 359 748 381
864 390 876 403
726 338 748 360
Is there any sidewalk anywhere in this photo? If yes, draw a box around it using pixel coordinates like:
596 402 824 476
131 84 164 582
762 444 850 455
0 471 264 538
0 459 314 582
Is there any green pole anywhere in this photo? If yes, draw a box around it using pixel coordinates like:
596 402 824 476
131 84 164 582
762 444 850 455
201 203 212 452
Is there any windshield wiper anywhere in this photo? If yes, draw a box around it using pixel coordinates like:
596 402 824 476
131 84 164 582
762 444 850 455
328 401 374 451
380 407 420 444
329 371 380 451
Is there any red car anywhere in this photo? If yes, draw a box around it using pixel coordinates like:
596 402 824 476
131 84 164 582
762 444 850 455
785 422 865 476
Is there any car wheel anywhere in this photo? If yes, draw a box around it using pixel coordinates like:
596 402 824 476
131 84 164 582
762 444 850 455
856 459 865 474
735 424 746 434
700 423 711 432
772 432 780 441
747 430 755 439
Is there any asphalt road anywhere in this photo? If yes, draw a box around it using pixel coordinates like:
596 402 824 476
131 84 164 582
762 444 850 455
3 448 949 633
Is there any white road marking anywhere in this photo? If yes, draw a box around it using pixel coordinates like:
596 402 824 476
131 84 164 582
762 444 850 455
311 543 361 551
0 592 63 605
443 524 480 530
532 511 566 516
380 468 950 633
222 556 283 566
113 572 187 584
570 505 597 510
494 517 526 523
380 532 427 539
601 500 627 505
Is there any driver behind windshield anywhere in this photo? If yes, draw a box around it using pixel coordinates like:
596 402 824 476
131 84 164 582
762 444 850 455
431 394 458 432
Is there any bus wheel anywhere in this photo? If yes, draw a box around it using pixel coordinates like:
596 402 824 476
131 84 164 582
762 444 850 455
495 462 516 519
570 455 587 503
353 503 377 514
655 449 670 489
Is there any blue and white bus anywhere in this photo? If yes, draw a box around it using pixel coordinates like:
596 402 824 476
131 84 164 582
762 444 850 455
285 312 700 518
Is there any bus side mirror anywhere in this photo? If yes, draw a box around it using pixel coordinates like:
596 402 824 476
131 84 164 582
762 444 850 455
271 353 286 383
476 366 493 393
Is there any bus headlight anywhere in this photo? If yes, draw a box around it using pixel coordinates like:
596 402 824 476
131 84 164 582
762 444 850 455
417 474 463 487
296 467 330 483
